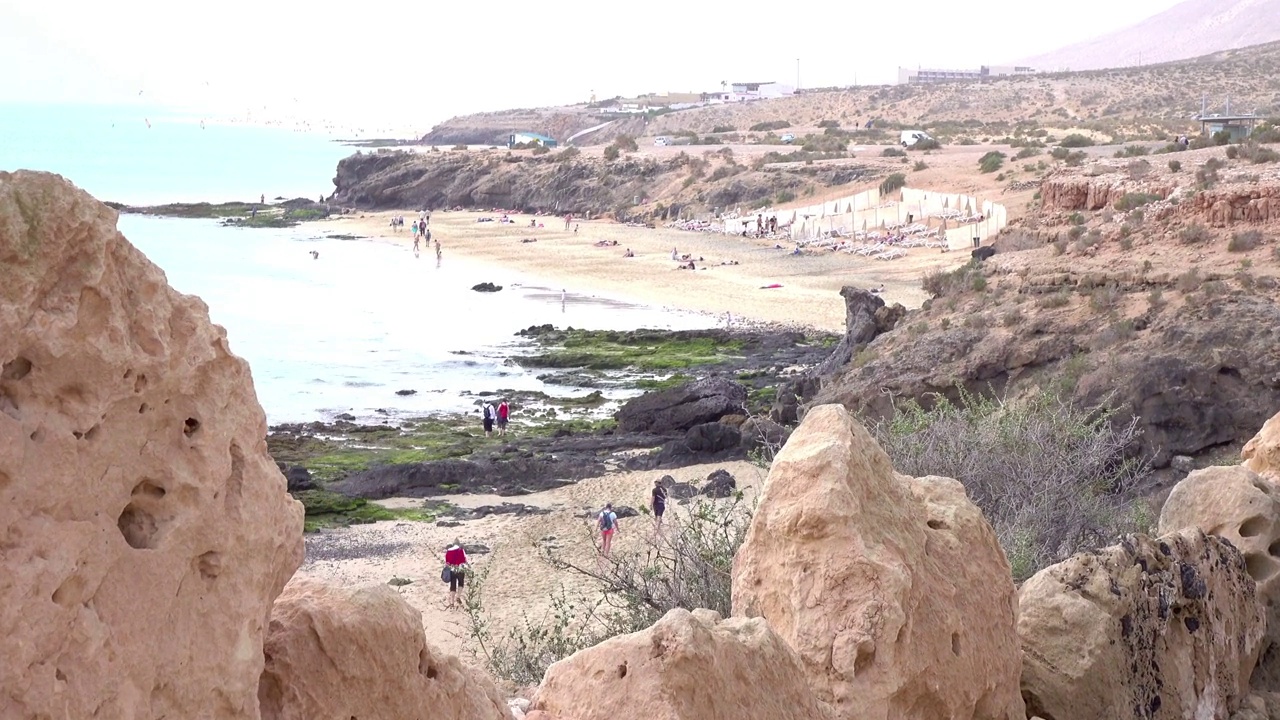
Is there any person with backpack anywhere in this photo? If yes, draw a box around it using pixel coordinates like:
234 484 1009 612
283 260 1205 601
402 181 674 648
481 401 496 437
597 503 619 557
443 541 469 609
497 399 510 436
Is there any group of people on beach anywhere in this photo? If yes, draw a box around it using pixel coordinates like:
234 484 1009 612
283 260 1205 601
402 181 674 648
480 399 510 437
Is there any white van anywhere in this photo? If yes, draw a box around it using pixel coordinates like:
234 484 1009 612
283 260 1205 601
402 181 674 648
900 130 933 147
654 136 671 146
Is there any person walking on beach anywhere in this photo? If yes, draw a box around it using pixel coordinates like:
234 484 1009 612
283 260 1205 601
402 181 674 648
443 541 469 609
597 503 619 557
481 401 496 437
651 479 667 533
497 399 510 436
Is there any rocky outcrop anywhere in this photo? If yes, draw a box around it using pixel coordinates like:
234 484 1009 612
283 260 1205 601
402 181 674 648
773 286 904 424
329 150 864 216
1019 529 1265 720
1192 186 1280 227
814 288 1280 468
1158 464 1280 690
0 171 304 718
1244 410 1280 481
1039 176 1173 212
533 608 833 720
615 376 747 434
258 578 508 720
732 404 1025 720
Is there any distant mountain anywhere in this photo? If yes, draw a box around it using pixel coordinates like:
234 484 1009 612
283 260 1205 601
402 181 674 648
1018 0 1280 72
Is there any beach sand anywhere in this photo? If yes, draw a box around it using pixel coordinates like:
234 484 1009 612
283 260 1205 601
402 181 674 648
333 207 969 332
297 460 766 671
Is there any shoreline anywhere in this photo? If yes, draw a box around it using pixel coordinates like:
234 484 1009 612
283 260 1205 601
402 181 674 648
326 209 963 333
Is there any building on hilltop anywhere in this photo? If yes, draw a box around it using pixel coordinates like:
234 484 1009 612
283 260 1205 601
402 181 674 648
508 132 558 148
897 65 1036 85
715 82 795 102
1196 97 1260 141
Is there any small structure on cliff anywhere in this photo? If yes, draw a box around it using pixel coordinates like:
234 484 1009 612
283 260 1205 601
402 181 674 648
1196 97 1260 141
508 132 557 148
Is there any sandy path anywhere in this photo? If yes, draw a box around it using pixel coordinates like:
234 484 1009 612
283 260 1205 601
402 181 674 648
323 207 967 332
298 460 766 666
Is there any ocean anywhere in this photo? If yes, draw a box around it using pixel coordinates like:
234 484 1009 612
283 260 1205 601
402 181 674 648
3 103 714 425
0 103 355 204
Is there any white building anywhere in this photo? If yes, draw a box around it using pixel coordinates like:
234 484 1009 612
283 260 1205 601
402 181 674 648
718 82 795 102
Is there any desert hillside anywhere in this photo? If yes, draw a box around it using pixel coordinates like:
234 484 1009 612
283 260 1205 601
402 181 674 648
1019 0 1280 71
421 41 1280 148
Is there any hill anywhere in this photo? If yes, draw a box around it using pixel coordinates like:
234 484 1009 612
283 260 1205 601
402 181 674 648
421 41 1280 148
1019 0 1280 72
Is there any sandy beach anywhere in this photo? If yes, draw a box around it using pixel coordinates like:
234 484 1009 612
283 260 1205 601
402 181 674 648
297 460 765 671
331 205 970 332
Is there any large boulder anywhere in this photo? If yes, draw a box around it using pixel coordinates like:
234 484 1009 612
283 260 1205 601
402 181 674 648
0 171 304 718
1244 410 1280 482
732 404 1024 720
1019 529 1265 720
258 578 508 720
533 608 833 720
1158 465 1280 690
615 377 747 434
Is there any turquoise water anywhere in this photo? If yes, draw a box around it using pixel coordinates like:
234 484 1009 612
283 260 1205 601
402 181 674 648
0 103 354 204
121 216 712 425
3 103 714 424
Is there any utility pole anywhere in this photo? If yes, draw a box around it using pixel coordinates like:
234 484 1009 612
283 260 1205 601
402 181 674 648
796 58 800 91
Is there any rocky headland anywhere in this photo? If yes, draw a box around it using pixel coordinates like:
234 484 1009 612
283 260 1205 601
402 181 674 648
329 147 868 217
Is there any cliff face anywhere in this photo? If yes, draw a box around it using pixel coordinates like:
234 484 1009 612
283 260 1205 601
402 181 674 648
331 149 866 215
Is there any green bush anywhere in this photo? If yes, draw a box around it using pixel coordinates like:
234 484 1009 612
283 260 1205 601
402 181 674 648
910 138 941 151
1179 223 1211 245
710 125 736 133
879 172 908 195
613 135 639 152
817 119 840 129
1015 146 1042 160
871 385 1151 582
603 145 620 161
921 260 985 298
882 147 907 157
1113 193 1160 211
1228 230 1263 252
750 120 791 132
979 151 1006 173
1050 147 1070 160
1168 160 1182 172
1058 134 1094 148
913 161 929 171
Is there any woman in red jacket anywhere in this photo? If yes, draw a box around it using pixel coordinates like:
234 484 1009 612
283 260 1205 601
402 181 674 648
444 542 468 609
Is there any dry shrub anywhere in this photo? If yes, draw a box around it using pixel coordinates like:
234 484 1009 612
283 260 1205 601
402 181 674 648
1176 267 1203 292
1228 230 1263 252
1179 223 1211 245
872 385 1151 581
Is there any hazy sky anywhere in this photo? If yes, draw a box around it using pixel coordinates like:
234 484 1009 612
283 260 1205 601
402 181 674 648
2 0 1185 133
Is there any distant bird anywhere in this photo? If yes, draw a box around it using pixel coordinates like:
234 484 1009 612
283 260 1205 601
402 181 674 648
144 118 151 129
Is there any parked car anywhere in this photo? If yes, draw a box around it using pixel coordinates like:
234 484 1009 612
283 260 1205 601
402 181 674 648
900 130 933 147
780 133 796 144
654 136 671 146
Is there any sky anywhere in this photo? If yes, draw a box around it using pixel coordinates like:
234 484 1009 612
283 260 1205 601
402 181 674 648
0 0 1187 134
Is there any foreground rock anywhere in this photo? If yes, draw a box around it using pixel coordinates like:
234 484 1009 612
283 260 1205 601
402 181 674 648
615 377 747 434
1158 464 1280 690
533 608 832 720
1245 410 1280 481
1019 529 1264 720
259 578 508 720
732 404 1024 720
0 171 304 718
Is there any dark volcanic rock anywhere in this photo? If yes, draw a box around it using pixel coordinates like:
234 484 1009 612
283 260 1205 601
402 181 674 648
615 377 748 434
395 389 417 396
614 505 640 519
279 464 316 492
701 469 737 498
472 282 503 292
684 422 742 453
465 503 550 519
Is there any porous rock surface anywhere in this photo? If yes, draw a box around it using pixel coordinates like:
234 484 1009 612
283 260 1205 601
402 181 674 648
0 171 304 718
615 376 747 434
1019 529 1265 720
533 608 833 720
1244 410 1280 482
731 404 1025 720
258 578 508 720
1158 464 1280 690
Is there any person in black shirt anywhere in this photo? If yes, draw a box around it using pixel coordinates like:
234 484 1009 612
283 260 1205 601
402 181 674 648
651 478 668 531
